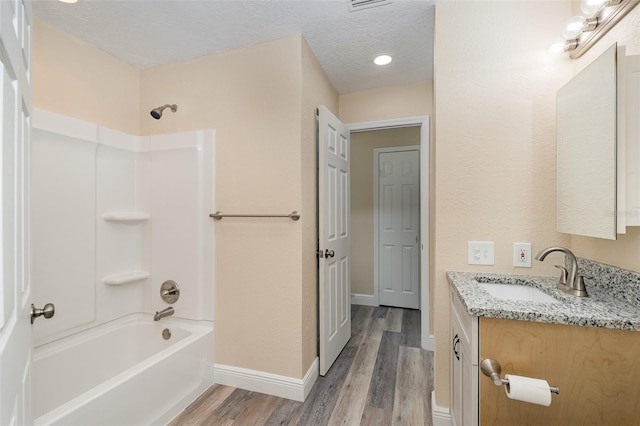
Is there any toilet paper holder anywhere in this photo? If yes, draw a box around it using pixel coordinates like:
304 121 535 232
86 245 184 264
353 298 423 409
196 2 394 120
480 358 560 394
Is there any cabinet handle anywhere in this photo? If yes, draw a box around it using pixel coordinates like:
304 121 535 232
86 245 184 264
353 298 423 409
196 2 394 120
452 334 460 361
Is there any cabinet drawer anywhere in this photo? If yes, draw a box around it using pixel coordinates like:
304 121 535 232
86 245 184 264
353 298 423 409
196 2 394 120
451 288 478 365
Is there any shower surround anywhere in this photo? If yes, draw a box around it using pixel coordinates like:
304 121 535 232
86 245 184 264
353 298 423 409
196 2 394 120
31 109 215 424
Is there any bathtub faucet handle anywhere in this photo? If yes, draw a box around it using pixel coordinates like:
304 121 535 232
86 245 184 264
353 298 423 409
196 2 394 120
160 280 180 304
31 303 55 324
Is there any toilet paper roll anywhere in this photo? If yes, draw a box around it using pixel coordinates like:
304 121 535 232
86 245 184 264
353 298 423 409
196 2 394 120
504 374 552 406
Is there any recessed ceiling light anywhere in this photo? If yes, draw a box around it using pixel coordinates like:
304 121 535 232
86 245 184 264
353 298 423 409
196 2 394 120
58 0 80 4
374 55 392 66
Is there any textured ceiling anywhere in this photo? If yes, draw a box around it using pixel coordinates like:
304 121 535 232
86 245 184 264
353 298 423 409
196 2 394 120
33 0 436 94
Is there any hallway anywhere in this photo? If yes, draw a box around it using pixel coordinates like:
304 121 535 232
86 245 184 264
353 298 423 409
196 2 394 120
170 305 434 425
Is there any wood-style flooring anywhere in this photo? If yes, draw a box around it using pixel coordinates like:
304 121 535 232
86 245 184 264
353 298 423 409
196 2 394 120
169 305 434 426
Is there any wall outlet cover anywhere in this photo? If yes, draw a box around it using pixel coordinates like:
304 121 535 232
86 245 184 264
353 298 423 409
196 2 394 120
513 242 532 268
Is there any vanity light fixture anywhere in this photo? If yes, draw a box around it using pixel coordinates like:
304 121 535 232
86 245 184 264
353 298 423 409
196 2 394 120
561 15 598 40
581 0 622 15
374 55 392 66
551 0 638 59
548 39 580 54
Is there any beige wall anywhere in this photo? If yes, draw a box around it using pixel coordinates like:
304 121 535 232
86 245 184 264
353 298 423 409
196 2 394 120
33 18 140 135
140 35 337 379
301 38 340 372
569 5 640 272
339 81 433 124
433 1 574 407
351 127 421 296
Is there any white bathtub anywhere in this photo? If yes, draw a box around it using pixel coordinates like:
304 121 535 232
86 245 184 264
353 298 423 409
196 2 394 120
33 314 214 426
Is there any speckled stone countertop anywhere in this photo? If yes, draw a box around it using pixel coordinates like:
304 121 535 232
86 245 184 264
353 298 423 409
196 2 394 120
447 259 640 331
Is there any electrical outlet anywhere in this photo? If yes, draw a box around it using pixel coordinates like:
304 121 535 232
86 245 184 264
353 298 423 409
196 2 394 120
468 241 494 265
513 242 532 267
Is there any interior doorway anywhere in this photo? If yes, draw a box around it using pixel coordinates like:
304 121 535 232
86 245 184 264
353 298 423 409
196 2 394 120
349 118 432 351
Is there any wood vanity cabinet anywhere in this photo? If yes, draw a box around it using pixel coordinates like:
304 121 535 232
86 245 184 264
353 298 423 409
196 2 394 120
450 289 640 426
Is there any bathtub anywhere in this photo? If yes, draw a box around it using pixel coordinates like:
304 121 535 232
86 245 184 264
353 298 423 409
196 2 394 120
33 314 214 426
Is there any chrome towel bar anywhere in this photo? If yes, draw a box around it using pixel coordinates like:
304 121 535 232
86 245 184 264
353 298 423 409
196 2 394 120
209 211 300 221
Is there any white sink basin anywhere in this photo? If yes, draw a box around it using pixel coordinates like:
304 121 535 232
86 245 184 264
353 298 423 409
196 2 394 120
478 282 560 304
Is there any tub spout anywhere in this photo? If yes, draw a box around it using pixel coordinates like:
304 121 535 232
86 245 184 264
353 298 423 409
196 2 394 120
154 307 174 321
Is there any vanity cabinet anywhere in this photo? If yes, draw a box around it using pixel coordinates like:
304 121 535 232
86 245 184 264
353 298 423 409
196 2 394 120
480 318 640 425
450 289 640 426
450 288 478 426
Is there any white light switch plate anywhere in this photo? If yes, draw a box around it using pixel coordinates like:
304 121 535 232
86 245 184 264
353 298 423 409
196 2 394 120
468 241 494 265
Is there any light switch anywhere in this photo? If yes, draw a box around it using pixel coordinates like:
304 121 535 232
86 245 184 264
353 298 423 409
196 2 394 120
468 241 495 265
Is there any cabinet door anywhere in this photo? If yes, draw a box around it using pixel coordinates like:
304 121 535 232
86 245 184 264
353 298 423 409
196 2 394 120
451 316 463 426
462 351 478 426
480 317 640 425
451 289 479 426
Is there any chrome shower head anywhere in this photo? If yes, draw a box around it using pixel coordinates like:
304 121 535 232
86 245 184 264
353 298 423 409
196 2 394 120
150 104 178 119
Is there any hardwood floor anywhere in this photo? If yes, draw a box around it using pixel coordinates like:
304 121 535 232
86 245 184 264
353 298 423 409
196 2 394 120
169 305 434 425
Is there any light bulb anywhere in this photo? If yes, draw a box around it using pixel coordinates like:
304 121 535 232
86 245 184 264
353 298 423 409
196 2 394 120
548 40 568 54
581 0 607 15
562 15 587 39
547 39 578 55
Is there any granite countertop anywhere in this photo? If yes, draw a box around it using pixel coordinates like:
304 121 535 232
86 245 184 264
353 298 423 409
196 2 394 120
447 269 640 331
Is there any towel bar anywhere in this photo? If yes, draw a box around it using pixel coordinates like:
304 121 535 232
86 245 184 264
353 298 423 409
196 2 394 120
209 211 300 221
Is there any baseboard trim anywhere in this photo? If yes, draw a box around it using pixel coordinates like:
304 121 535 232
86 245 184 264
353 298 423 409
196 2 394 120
432 391 452 426
422 334 436 351
213 357 318 402
351 293 378 306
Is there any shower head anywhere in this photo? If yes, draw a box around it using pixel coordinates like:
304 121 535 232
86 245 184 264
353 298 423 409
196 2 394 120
150 104 178 119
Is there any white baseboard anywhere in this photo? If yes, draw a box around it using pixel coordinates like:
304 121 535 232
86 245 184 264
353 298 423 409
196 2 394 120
351 293 378 306
432 391 452 426
213 357 318 402
422 334 436 351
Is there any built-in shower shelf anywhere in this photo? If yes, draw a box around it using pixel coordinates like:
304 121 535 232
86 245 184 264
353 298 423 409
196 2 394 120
102 212 150 223
103 271 150 285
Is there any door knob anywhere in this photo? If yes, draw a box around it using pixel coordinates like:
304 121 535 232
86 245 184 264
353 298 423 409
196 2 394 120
325 249 335 258
31 303 55 324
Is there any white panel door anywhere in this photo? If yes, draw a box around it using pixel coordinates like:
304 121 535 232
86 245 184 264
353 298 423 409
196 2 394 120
318 105 350 376
0 0 33 424
378 148 420 309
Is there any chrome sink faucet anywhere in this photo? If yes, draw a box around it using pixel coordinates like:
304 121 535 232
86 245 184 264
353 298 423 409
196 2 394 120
535 246 588 297
154 307 174 321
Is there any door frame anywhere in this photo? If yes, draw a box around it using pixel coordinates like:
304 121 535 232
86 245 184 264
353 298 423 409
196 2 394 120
348 116 433 351
373 145 420 309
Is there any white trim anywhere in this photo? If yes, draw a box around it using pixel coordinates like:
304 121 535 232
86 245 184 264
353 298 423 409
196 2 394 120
33 108 98 142
347 116 431 352
432 391 453 426
374 145 420 311
349 116 429 132
426 334 435 351
33 108 216 153
213 357 319 402
350 293 378 307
